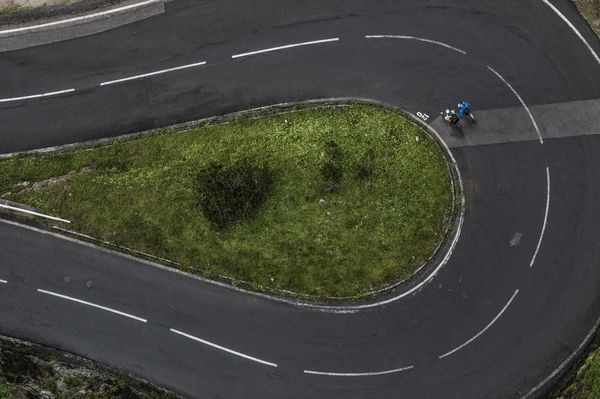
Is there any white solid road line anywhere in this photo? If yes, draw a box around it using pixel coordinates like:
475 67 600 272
232 38 339 59
439 289 520 359
542 0 600 66
304 365 414 377
170 328 277 368
0 0 162 36
487 66 544 144
521 312 600 398
0 203 71 224
365 35 467 54
0 88 75 103
100 61 207 86
530 167 551 268
37 289 147 323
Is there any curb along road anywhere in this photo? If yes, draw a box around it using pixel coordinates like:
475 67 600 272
0 0 165 51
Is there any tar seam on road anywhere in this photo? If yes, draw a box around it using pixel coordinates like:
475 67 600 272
0 203 71 224
304 365 414 377
100 61 207 86
438 289 520 359
231 38 340 58
0 0 163 36
37 288 148 323
542 0 600 66
0 88 75 103
365 35 467 54
530 167 550 268
170 328 278 367
487 65 544 144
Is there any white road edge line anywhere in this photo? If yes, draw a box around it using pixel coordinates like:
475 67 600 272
0 88 75 103
542 0 600 66
232 38 340 59
520 313 600 398
439 289 519 359
530 167 550 267
304 365 414 377
37 288 147 323
0 0 162 35
100 61 207 86
365 35 467 54
0 203 71 223
170 328 278 368
487 66 544 144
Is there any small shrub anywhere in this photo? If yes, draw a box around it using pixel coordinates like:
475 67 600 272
196 159 274 229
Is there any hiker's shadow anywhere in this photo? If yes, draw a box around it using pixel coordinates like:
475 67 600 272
449 127 464 138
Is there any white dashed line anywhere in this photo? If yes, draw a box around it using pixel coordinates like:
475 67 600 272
232 38 339 59
365 35 467 54
530 167 551 268
37 289 147 323
439 289 519 359
487 66 544 144
100 61 207 86
0 279 7 284
542 0 600 66
0 0 162 36
304 365 414 377
170 328 278 367
0 88 75 103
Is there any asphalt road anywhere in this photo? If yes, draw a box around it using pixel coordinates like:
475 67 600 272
1 1 600 398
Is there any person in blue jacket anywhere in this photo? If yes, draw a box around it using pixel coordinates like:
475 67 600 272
458 101 477 123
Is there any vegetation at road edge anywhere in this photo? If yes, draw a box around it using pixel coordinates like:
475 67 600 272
572 0 600 37
552 332 600 399
0 336 179 399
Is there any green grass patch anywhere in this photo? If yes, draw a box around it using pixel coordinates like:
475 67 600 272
0 6 20 15
0 383 16 399
0 104 455 299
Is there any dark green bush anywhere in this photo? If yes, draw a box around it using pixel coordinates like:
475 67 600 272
196 159 274 229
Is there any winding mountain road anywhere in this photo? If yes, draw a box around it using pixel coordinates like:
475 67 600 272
1 1 600 398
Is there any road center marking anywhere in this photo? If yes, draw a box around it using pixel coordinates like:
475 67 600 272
0 89 75 103
232 38 339 59
365 35 467 54
170 328 277 367
530 167 551 267
487 66 544 144
304 365 414 377
100 61 207 86
37 288 147 323
439 289 519 359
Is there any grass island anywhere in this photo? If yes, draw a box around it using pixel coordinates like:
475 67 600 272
0 103 457 299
